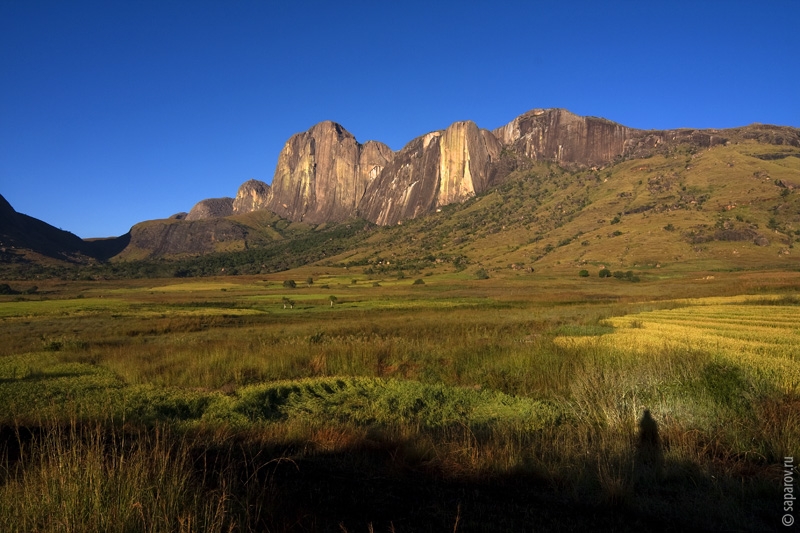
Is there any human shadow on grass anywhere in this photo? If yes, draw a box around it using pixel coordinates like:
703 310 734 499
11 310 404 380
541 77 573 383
635 409 664 476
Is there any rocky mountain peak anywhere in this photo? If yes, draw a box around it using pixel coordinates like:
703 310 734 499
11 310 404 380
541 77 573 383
265 121 394 224
232 179 270 215
185 197 234 221
357 120 501 226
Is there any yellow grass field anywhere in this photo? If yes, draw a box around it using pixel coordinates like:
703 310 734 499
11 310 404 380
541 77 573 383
555 295 800 391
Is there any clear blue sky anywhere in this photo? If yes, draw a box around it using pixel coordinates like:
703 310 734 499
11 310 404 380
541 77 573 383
2 1 798 238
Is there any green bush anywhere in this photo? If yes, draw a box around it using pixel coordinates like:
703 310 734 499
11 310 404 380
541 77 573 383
599 268 612 278
413 278 425 285
475 268 489 280
578 269 589 277
282 279 296 288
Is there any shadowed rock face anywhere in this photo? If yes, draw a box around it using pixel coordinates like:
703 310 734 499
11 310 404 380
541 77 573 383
266 121 394 224
358 132 442 226
358 121 501 226
186 197 234 221
126 218 248 257
359 140 395 191
232 179 270 215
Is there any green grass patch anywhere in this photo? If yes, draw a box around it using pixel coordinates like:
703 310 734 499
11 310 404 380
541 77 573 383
229 377 561 430
553 324 615 336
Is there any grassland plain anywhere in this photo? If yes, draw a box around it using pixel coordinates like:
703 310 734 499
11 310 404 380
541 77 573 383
0 271 799 531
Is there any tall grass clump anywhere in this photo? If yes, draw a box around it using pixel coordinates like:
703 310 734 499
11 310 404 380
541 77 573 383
0 423 233 533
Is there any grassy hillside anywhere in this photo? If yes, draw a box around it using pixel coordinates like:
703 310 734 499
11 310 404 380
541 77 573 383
335 141 799 278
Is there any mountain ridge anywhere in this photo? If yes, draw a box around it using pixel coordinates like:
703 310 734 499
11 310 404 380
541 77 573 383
184 108 798 229
2 108 799 274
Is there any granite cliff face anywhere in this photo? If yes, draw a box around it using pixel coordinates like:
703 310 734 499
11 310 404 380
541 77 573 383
232 179 270 215
357 121 502 225
265 121 393 224
493 109 633 167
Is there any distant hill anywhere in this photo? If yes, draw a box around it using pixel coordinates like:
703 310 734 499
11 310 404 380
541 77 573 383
0 193 129 265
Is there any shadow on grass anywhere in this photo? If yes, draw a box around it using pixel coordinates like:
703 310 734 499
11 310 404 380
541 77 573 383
0 420 780 532
0 371 90 386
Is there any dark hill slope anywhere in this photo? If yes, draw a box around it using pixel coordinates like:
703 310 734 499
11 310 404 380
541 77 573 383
0 194 128 264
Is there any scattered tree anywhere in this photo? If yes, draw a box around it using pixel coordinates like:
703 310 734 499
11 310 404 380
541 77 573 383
413 278 425 285
329 295 338 307
283 280 296 289
0 283 17 295
475 268 489 280
624 270 641 282
306 276 314 285
599 268 612 278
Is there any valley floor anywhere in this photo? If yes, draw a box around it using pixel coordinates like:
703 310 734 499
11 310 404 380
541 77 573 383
0 269 798 531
